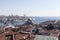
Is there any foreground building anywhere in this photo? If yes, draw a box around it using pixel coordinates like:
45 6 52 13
34 35 58 40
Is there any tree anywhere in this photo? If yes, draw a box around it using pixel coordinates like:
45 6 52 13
46 23 54 30
32 28 39 35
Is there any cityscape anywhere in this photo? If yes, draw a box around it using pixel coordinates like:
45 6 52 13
0 15 60 40
0 0 60 40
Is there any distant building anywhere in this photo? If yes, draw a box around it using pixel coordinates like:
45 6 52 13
23 19 33 25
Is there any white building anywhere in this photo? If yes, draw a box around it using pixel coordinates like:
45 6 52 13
5 24 15 28
34 35 58 40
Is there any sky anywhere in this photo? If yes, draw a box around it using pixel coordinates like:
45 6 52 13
0 0 60 17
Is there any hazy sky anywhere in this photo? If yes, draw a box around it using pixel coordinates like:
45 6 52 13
0 0 60 17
